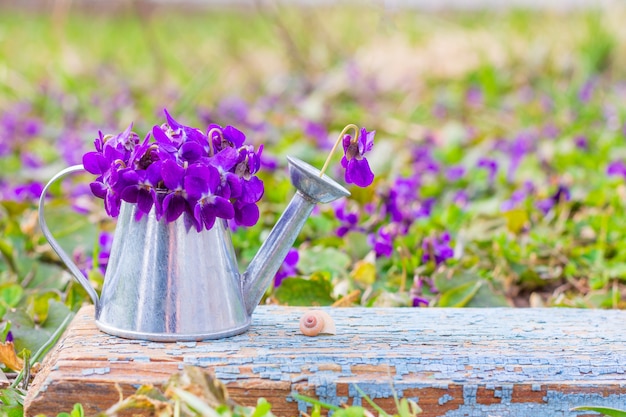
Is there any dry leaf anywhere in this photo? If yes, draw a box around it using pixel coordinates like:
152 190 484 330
0 341 23 372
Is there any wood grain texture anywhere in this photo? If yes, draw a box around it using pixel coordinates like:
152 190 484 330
24 306 626 416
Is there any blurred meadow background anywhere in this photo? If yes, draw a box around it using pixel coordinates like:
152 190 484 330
1 0 626 408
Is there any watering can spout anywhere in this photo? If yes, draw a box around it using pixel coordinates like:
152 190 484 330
242 156 350 315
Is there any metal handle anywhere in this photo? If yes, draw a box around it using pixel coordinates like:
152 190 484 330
38 165 100 306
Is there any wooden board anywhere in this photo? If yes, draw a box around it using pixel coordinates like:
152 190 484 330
24 306 626 416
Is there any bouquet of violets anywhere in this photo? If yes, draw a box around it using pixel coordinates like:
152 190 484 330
83 110 264 232
83 111 375 232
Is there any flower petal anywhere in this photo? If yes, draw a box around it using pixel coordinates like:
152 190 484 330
346 158 374 187
161 159 185 190
234 202 259 226
162 193 186 222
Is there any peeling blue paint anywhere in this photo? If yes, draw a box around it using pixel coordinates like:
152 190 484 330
438 394 454 405
29 306 626 416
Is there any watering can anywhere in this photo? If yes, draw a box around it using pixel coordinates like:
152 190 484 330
38 156 349 341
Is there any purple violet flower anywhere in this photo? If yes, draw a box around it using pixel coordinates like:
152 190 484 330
574 135 588 150
274 248 299 287
501 181 535 212
341 128 375 187
185 164 234 231
477 157 498 184
422 232 454 266
368 227 394 258
333 200 363 237
607 160 626 178
83 110 264 231
535 185 571 214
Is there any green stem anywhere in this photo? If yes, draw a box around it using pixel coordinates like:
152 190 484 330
10 311 75 389
319 124 359 177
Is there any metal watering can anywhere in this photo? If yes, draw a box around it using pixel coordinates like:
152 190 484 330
38 156 349 341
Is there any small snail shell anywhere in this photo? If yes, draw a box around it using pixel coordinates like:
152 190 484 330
299 310 336 336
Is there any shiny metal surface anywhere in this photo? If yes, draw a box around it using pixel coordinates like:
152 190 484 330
242 156 350 314
96 203 248 341
39 156 349 341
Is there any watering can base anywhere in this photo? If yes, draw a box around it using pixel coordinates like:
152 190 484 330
95 318 251 342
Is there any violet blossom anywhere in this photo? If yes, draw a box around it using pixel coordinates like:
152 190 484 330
368 227 394 258
274 248 299 287
341 128 375 187
83 110 264 231
422 232 454 266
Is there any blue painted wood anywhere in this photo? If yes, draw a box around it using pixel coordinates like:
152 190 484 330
24 306 626 416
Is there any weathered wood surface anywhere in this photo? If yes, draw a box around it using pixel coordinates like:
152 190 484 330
24 306 626 416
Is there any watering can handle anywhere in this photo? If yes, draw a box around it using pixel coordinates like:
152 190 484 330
38 164 100 306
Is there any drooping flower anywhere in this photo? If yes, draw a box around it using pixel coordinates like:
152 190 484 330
341 128 375 187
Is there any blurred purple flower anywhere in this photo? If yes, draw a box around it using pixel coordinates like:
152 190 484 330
411 145 439 175
574 135 589 150
5 331 13 343
11 182 44 202
304 120 331 149
578 78 596 103
477 157 498 184
607 160 626 178
333 200 363 237
445 165 465 182
21 152 43 168
542 123 560 139
412 296 429 307
453 189 469 209
466 86 483 107
536 185 571 214
422 232 454 266
501 181 535 212
368 227 394 258
274 248 299 287
410 275 438 307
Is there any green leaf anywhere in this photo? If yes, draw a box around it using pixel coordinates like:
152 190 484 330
298 247 351 278
70 403 84 417
334 406 366 417
0 405 23 417
438 280 483 307
571 406 626 417
6 300 71 354
273 275 334 306
502 209 529 234
0 239 17 274
0 284 23 308
250 398 273 417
